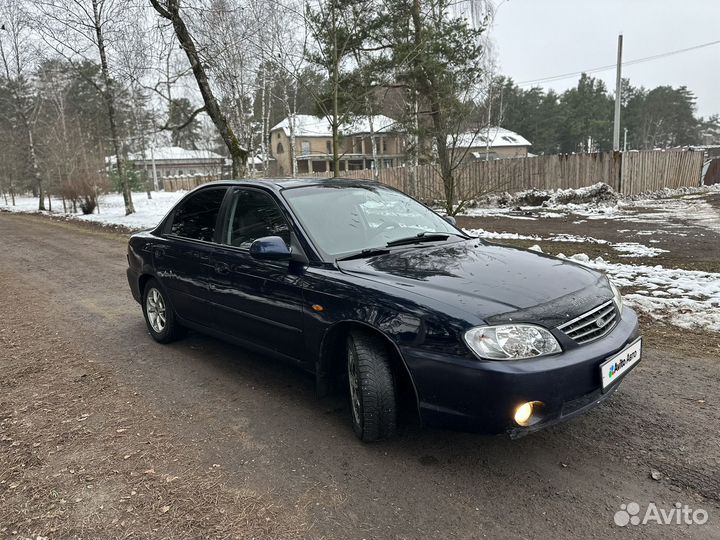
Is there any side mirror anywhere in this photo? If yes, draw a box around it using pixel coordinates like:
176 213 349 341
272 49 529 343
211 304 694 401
249 236 291 261
443 215 457 226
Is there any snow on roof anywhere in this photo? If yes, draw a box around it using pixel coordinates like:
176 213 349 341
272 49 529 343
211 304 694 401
270 114 401 137
131 146 225 162
454 128 531 149
107 146 225 165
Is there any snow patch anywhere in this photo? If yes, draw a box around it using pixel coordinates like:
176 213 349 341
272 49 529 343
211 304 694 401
0 191 186 229
612 242 670 258
464 228 540 241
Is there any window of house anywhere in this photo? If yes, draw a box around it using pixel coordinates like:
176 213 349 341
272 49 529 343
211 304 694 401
178 169 184 176
301 141 311 156
381 138 388 153
277 142 284 154
326 140 332 154
169 188 227 242
223 189 290 249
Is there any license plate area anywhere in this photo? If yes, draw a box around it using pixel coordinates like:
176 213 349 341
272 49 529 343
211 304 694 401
600 337 642 391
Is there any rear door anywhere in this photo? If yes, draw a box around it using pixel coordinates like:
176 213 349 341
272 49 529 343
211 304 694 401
207 187 305 360
154 186 228 326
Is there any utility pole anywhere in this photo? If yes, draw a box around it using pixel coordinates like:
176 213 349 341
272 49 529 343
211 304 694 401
613 34 623 151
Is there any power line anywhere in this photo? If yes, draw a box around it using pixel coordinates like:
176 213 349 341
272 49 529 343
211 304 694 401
516 39 720 87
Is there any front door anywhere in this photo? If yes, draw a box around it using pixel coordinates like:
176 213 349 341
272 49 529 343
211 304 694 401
207 187 305 360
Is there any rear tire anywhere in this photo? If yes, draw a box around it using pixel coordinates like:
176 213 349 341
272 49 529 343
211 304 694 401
142 278 185 344
347 331 397 441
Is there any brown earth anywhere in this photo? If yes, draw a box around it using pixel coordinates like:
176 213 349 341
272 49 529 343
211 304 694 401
1 212 719 539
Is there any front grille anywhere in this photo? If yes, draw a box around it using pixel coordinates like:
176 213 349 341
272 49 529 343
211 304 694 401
558 300 618 344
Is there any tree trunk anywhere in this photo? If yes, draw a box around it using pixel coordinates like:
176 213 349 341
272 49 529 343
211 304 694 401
368 113 378 180
331 0 340 177
92 0 134 215
150 0 248 178
26 128 45 211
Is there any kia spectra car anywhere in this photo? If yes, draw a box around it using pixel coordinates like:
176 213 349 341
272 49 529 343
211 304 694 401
126 179 641 441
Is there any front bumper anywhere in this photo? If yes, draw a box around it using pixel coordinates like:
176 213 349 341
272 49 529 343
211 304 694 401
400 308 641 436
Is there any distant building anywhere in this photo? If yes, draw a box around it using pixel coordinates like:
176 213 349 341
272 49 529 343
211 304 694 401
269 114 405 175
453 128 532 161
119 146 227 179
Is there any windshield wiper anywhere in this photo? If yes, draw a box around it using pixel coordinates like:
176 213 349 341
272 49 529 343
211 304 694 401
386 232 453 247
336 248 391 262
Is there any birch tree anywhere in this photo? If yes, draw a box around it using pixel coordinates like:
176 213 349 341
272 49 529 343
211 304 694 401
0 0 46 210
149 0 248 177
35 0 137 214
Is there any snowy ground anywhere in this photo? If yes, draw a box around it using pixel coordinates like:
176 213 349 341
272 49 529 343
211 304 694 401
460 183 720 335
0 191 185 229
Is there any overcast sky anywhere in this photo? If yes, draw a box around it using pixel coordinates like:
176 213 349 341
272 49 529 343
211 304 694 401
490 0 720 118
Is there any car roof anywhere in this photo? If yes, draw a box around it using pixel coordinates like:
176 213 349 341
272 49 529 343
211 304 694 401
196 177 385 192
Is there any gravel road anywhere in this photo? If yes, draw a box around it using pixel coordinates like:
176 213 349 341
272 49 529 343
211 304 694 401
1 212 719 539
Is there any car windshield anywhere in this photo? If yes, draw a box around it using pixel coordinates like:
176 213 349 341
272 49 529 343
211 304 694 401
282 184 464 258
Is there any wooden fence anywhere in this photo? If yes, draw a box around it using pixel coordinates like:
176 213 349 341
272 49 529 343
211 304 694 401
163 150 705 199
620 150 705 195
162 174 219 192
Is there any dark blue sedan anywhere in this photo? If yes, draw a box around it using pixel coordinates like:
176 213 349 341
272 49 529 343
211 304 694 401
126 179 641 441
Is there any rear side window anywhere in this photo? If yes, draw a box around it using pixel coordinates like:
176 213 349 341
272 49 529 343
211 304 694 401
224 189 290 249
169 188 227 241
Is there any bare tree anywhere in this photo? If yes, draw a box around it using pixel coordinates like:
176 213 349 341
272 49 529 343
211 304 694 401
149 0 248 177
0 0 46 210
34 0 138 214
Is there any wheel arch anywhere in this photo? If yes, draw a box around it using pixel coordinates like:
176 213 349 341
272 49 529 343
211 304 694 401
317 320 421 423
138 273 153 297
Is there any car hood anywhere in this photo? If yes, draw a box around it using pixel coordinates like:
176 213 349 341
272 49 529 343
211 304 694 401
337 239 612 327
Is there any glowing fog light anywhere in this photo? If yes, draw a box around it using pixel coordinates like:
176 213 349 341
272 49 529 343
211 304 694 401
514 401 543 426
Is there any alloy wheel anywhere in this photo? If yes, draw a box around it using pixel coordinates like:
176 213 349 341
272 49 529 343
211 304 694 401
146 287 167 333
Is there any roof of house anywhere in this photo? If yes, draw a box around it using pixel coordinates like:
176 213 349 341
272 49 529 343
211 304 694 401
453 128 531 149
132 146 225 162
270 114 401 137
107 146 225 165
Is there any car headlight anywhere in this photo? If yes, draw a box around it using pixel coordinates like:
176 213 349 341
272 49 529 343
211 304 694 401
463 324 562 360
609 280 624 315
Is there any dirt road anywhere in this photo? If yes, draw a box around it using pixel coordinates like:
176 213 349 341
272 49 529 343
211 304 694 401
1 212 719 539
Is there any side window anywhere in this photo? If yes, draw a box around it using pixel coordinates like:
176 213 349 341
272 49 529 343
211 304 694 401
169 188 227 242
224 189 290 249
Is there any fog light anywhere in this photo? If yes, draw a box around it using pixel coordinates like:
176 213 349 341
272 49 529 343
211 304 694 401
514 401 543 426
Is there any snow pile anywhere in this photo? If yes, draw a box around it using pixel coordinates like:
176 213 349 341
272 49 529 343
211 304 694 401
510 189 551 207
0 191 186 229
629 183 720 201
558 253 720 333
509 182 620 208
550 182 619 206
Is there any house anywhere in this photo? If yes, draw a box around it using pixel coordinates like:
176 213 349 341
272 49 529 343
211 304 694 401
453 128 532 161
269 114 405 175
122 146 226 179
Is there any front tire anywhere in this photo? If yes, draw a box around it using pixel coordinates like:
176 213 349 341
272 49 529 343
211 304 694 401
347 331 398 441
142 279 184 344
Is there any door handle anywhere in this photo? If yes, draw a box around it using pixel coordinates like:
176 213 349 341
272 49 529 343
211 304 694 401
214 262 230 275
